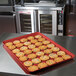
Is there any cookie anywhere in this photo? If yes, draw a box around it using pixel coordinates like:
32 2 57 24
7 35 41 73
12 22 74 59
16 43 23 48
32 48 40 52
24 61 33 67
24 42 31 46
19 56 27 61
16 52 24 57
47 44 55 48
28 45 35 49
43 40 50 45
8 45 16 50
31 39 38 44
52 47 60 52
28 54 36 59
27 36 34 40
54 57 63 63
36 52 44 56
35 35 42 39
57 51 65 56
46 60 55 65
35 42 42 46
12 49 20 53
38 38 45 42
39 45 47 50
20 46 28 51
24 49 32 55
13 40 20 44
62 55 71 60
32 58 41 64
44 49 52 54
20 38 27 42
5 42 13 46
28 65 38 72
49 53 58 58
38 62 48 69
40 55 49 61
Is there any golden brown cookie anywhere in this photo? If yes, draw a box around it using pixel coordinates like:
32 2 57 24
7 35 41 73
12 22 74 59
28 54 36 59
38 38 45 42
24 49 32 55
38 62 48 69
28 65 38 72
49 53 58 58
20 38 27 42
47 44 55 48
44 49 52 54
16 52 24 57
31 39 38 44
52 47 60 52
35 42 42 46
13 40 20 44
62 55 71 60
36 52 44 56
24 41 31 46
8 45 16 50
46 60 56 65
19 56 27 61
32 58 41 64
15 43 23 48
20 46 28 51
27 36 34 40
35 35 42 39
32 48 40 52
39 45 47 50
28 44 35 49
54 57 63 63
40 55 49 61
42 40 50 45
12 49 20 53
57 51 65 56
24 61 33 67
5 42 13 46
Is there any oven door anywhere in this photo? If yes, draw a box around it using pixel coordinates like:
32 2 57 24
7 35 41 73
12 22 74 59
38 10 57 35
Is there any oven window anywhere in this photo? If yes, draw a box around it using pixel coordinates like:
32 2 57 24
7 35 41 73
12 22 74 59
20 14 32 32
40 14 52 34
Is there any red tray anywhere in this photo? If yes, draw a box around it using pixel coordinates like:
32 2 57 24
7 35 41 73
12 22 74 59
3 32 75 74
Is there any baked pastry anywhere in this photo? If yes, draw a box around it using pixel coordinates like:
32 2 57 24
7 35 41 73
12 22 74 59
42 40 50 45
35 42 42 46
28 65 38 72
32 48 40 52
44 49 52 54
47 44 55 48
40 55 49 61
8 45 16 50
31 39 38 44
62 55 71 60
52 47 60 52
38 38 45 42
35 35 42 39
24 49 32 55
5 42 13 46
20 38 27 42
54 57 63 63
13 40 20 44
20 46 28 51
16 52 24 57
24 61 33 67
12 49 20 53
27 36 34 40
46 60 55 65
28 54 36 59
38 62 48 69
32 58 41 64
39 45 47 50
15 43 23 48
28 45 35 49
19 56 27 61
57 51 65 56
36 52 44 56
24 42 31 46
49 53 58 58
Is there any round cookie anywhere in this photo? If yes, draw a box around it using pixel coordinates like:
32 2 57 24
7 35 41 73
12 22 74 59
5 42 13 46
49 53 58 58
52 47 60 52
16 43 23 48
24 61 33 67
47 44 55 48
13 40 20 44
38 38 45 42
62 55 71 60
8 45 16 50
20 38 27 42
39 45 47 50
32 48 40 52
42 40 50 45
20 46 28 51
40 55 49 61
57 51 65 56
24 42 31 46
28 54 36 59
36 52 44 56
44 49 52 54
28 45 35 49
19 56 27 61
31 39 38 44
46 60 55 65
16 52 24 57
24 49 32 55
32 58 41 64
35 35 42 39
28 65 38 72
38 62 48 69
54 57 63 63
35 42 42 46
12 49 20 53
27 36 34 40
